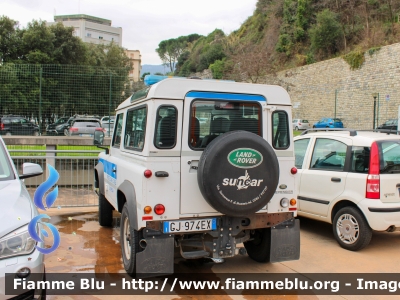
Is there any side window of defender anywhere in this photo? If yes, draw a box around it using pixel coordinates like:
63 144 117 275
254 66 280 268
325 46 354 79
124 106 147 151
154 106 177 149
272 111 290 149
112 113 124 148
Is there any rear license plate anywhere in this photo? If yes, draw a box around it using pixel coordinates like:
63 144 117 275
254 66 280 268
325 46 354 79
79 134 92 137
163 218 217 233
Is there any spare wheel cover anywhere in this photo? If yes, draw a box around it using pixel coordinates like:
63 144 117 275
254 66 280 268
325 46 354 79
197 130 279 216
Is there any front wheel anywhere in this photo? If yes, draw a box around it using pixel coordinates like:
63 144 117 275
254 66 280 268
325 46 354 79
295 126 299 131
33 131 39 136
332 206 372 251
98 193 113 227
120 203 140 276
244 228 271 262
5 132 11 136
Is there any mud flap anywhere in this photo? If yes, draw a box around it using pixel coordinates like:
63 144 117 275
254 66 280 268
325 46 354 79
270 218 300 263
136 235 174 275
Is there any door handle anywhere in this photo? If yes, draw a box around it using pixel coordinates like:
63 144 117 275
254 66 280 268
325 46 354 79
331 177 341 182
155 171 169 177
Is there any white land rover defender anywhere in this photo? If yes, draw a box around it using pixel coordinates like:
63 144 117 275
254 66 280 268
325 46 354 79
93 75 300 275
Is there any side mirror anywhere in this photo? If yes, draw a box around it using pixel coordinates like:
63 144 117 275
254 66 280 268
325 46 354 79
94 130 105 146
20 163 43 179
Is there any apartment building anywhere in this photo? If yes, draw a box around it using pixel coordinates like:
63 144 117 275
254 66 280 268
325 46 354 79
125 50 142 82
49 14 122 46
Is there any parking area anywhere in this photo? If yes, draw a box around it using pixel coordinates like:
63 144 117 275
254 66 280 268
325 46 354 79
43 206 400 300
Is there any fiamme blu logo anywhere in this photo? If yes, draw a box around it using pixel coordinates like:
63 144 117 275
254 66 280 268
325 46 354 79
27 165 61 254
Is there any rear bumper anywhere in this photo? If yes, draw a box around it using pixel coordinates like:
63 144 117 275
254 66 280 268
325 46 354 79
358 199 400 231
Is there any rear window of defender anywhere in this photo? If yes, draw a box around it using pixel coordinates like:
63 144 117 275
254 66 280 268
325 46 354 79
189 100 262 149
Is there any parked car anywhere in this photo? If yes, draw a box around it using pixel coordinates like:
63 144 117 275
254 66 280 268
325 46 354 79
376 119 398 131
45 116 71 136
292 119 310 130
69 117 103 137
93 76 300 276
100 116 115 126
0 115 40 136
0 136 45 299
102 122 115 137
313 118 343 128
294 129 400 251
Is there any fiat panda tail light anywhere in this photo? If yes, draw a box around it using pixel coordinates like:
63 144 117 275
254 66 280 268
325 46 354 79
366 142 380 199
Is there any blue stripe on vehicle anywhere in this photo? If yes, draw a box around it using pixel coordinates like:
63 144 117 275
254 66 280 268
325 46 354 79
211 218 217 230
163 222 169 233
186 91 266 102
99 158 117 179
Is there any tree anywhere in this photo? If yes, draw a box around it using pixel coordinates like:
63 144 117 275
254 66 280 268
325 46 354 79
49 22 87 64
229 41 275 83
156 34 202 72
22 20 55 64
309 9 343 56
0 16 22 63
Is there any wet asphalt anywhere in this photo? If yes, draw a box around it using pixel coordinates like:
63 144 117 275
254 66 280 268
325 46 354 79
42 207 400 300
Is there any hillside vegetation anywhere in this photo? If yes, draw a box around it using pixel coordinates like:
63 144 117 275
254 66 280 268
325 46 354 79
157 0 400 81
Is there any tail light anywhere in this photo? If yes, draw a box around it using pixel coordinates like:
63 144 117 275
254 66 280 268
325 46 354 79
144 169 152 178
299 123 302 125
69 127 78 132
0 123 3 130
154 204 165 215
95 128 105 132
366 142 380 199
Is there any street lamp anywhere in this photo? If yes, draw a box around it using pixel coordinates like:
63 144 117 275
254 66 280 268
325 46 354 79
372 93 378 129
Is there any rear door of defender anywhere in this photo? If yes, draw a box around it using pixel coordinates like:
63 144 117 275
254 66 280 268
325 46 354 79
180 91 268 216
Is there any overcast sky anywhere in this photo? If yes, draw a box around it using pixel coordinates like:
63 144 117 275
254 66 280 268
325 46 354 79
2 0 258 65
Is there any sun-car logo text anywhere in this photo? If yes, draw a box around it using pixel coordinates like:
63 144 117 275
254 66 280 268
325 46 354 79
28 164 60 255
228 148 263 169
222 170 264 190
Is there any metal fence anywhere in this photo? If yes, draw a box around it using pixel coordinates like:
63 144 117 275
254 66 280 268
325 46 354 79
0 64 136 134
10 148 100 207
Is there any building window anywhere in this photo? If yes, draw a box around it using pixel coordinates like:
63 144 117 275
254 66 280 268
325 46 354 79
99 36 103 40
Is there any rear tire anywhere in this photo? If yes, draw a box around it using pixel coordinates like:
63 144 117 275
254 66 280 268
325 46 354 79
5 132 11 136
120 203 140 276
244 228 271 262
332 206 372 251
312 126 316 128
33 131 39 136
98 193 113 227
64 129 69 136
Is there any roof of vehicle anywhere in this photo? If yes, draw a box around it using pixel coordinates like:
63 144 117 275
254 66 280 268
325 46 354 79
117 78 291 110
295 129 400 146
72 118 101 122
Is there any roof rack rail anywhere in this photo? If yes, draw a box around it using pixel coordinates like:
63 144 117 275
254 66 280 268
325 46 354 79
301 128 358 136
372 129 400 135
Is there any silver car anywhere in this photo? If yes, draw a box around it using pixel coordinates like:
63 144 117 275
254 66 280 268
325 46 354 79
0 137 45 299
292 119 310 130
69 118 103 137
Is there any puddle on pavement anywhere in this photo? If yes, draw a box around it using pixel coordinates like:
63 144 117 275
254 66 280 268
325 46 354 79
45 211 308 300
45 211 124 273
